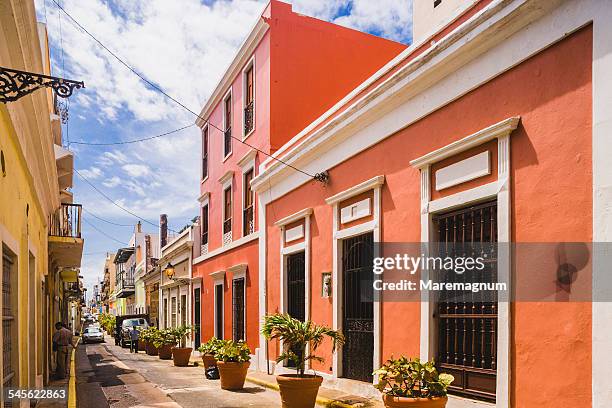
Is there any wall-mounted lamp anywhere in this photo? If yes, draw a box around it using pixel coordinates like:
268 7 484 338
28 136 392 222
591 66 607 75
321 272 332 298
164 262 175 280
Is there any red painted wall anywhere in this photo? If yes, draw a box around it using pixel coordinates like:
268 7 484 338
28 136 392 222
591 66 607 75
265 25 592 407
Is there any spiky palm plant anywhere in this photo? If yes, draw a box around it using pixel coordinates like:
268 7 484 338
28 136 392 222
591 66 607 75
262 313 345 377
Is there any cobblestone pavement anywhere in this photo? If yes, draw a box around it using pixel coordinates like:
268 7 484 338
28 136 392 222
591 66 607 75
78 336 281 408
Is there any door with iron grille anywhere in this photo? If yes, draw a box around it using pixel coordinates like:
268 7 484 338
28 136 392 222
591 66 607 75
215 284 224 339
433 201 497 402
286 252 305 367
342 232 374 382
194 288 201 348
232 278 245 341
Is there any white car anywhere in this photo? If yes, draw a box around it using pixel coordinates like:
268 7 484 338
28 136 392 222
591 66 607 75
82 326 105 344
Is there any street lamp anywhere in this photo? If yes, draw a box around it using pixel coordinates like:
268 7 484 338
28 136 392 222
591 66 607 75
164 262 175 280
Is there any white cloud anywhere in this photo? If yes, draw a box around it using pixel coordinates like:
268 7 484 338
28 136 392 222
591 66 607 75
78 166 103 179
102 176 121 188
122 164 150 178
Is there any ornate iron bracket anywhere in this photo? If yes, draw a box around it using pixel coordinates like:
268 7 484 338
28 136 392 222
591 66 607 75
0 66 84 103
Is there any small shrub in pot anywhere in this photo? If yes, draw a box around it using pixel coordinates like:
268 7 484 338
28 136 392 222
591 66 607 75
215 340 251 390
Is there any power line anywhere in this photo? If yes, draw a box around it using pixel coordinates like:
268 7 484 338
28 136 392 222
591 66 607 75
50 0 328 183
82 217 128 246
82 207 133 227
70 124 194 146
74 168 177 233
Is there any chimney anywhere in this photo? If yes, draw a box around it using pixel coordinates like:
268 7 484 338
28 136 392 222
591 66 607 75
145 234 152 270
136 221 142 233
160 214 168 248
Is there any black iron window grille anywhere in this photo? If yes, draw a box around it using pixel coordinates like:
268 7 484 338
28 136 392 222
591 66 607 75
232 278 245 341
215 284 224 339
202 204 209 245
432 200 498 402
202 127 209 180
224 127 232 157
244 101 254 135
243 168 254 236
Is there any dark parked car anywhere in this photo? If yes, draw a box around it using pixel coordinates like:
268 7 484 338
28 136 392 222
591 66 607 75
114 314 149 348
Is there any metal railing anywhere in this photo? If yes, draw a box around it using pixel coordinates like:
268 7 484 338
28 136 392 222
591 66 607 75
49 203 82 238
243 205 254 236
223 218 232 234
244 101 254 135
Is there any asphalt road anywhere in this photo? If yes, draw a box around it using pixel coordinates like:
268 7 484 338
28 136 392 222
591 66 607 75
78 336 281 408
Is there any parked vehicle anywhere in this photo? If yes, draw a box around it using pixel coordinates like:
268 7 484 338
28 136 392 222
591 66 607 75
114 314 149 347
82 326 105 344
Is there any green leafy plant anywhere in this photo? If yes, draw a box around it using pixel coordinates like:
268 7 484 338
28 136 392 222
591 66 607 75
373 357 454 398
170 325 192 348
152 329 178 349
98 313 115 334
261 313 345 377
215 340 251 363
139 327 159 343
197 337 224 355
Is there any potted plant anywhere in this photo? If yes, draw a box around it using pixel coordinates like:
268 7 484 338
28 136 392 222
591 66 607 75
215 340 251 390
153 329 176 360
140 327 159 356
197 337 223 368
262 313 345 408
170 326 193 367
373 357 454 408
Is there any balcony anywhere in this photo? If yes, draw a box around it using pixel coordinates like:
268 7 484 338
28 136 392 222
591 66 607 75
244 101 254 135
48 203 84 269
243 205 254 236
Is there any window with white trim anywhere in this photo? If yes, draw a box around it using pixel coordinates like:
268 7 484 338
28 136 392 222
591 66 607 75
223 93 232 158
202 126 209 180
223 185 232 245
214 283 224 339
243 61 254 136
243 168 254 236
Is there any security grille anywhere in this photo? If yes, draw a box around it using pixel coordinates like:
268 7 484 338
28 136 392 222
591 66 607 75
215 284 224 339
342 232 374 383
3 250 15 405
232 278 245 341
432 200 497 402
194 288 201 349
286 252 305 368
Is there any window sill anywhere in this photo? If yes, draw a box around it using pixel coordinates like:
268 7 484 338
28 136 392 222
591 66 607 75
201 176 209 184
223 152 233 163
243 127 255 141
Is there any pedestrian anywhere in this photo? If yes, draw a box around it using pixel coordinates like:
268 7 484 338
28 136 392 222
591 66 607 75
130 326 140 353
52 322 73 379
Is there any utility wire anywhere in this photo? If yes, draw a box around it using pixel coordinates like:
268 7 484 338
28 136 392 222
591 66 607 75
82 207 134 227
82 217 128 246
70 124 194 146
50 0 327 183
74 168 177 233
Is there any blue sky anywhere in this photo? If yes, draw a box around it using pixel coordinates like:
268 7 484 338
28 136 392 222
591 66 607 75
35 0 413 298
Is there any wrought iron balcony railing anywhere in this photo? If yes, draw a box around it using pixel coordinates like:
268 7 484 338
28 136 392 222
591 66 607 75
244 101 254 135
223 218 232 234
49 203 82 238
224 127 232 157
243 205 254 236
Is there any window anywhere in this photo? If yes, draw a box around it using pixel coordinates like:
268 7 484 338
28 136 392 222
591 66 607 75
180 294 187 327
232 278 245 341
223 186 232 243
243 63 254 136
202 126 209 180
3 246 16 395
243 168 254 236
171 296 177 328
432 201 498 402
201 204 209 245
163 298 168 329
223 94 232 157
194 288 201 349
214 283 224 339
434 0 442 7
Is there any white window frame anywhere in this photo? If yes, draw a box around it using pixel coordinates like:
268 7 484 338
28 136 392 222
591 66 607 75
199 192 210 255
211 270 225 339
229 264 247 342
222 89 233 161
219 171 234 246
242 56 256 140
201 124 210 183
238 149 257 238
410 117 517 408
326 176 384 383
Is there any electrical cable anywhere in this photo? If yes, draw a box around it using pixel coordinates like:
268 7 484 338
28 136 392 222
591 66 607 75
82 217 128 246
82 207 134 227
70 124 195 146
50 0 328 183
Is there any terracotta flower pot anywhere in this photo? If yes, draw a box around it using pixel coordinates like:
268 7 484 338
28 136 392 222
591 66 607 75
172 347 193 367
276 374 323 408
382 395 448 408
216 361 250 390
145 341 158 356
138 340 146 351
201 354 217 368
158 344 173 360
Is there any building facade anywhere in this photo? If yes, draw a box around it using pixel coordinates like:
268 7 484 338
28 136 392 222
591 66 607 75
251 0 612 407
1 0 85 401
192 0 407 357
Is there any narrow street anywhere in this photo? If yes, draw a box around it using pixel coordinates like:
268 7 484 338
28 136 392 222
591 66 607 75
77 336 280 408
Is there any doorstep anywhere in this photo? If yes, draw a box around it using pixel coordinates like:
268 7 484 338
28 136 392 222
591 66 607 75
245 370 383 408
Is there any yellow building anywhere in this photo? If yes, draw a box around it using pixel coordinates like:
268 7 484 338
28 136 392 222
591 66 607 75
0 0 84 403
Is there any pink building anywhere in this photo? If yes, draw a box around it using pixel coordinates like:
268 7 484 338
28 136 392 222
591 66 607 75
192 0 406 355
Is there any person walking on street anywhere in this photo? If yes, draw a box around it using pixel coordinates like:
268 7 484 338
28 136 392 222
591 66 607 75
52 322 73 379
130 326 140 353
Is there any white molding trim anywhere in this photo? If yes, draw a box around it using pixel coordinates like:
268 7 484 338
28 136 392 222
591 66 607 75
435 150 490 191
237 149 257 170
196 17 268 127
281 242 306 256
410 117 519 169
210 270 225 282
274 208 313 227
193 232 259 265
418 133 512 408
228 263 247 279
325 176 385 205
334 220 377 240
197 191 210 203
222 88 233 160
218 170 234 185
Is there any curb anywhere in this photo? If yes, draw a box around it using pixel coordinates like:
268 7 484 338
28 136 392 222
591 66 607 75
245 375 359 408
67 337 81 408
